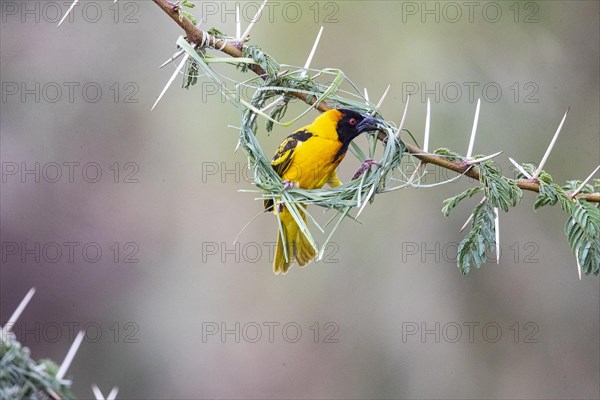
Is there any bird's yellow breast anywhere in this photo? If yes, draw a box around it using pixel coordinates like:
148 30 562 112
279 135 344 189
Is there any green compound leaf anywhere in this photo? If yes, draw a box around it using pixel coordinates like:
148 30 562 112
564 179 596 195
448 160 522 274
534 177 572 213
566 201 600 275
442 186 483 217
534 177 599 275
434 148 464 162
180 10 197 25
457 200 497 274
206 27 226 38
183 57 201 89
239 45 281 79
478 162 522 212
514 162 537 179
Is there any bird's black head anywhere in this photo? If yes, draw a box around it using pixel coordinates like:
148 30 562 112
335 109 383 144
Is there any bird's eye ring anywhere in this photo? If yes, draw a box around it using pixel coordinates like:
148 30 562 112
349 118 357 126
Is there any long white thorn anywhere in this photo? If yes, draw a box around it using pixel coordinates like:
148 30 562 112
363 88 370 103
468 151 503 165
395 94 411 138
56 331 85 380
370 84 390 116
460 213 474 232
571 165 600 198
407 167 420 185
533 107 569 178
301 26 323 78
152 53 190 111
466 98 481 158
47 388 61 400
1 287 36 339
460 197 487 232
241 0 268 40
107 387 119 400
423 98 431 153
57 0 79 28
494 207 500 264
236 4 241 39
576 249 582 280
509 157 532 179
159 49 185 69
357 183 377 218
91 384 118 400
577 261 582 279
92 385 105 400
259 96 284 113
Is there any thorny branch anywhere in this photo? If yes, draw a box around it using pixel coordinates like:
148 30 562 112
152 0 600 203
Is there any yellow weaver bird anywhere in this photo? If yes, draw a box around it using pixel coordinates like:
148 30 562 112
266 108 382 274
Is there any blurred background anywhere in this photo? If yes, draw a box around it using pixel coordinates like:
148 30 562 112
1 1 599 398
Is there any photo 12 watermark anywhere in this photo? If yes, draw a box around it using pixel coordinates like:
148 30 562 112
199 160 534 186
400 241 540 264
401 321 540 343
201 321 339 343
1 82 140 104
398 2 539 24
1 1 140 24
1 162 139 184
7 321 140 344
198 1 341 25
1 241 140 264
400 81 540 104
201 241 339 264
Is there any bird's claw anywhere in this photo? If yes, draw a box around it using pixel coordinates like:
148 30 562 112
352 158 379 180
282 180 295 190
276 181 295 213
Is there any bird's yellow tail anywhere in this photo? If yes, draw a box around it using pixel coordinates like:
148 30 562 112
273 207 316 274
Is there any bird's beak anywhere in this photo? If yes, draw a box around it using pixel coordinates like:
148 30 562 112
357 115 382 133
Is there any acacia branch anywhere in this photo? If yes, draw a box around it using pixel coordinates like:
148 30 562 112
152 0 600 203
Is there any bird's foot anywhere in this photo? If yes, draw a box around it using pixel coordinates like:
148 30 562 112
352 158 379 180
282 180 295 190
276 181 295 213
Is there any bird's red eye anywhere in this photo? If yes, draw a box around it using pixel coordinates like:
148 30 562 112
349 118 357 126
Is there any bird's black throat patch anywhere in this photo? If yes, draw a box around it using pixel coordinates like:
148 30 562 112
333 109 367 163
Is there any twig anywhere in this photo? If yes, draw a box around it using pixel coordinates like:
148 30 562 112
150 0 600 203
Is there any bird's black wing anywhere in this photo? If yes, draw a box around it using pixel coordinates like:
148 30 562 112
265 130 313 211
270 130 313 177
